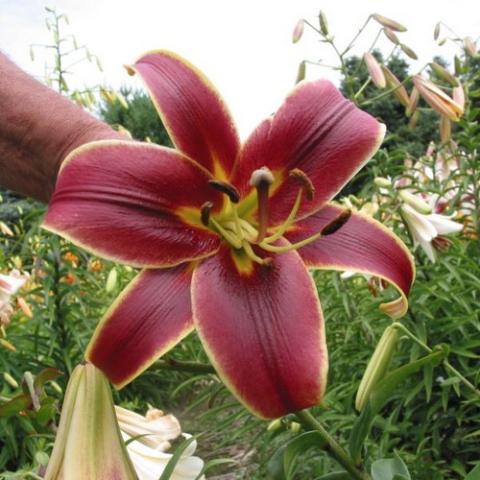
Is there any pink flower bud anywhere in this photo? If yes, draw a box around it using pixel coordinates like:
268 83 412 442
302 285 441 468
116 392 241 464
292 19 304 43
364 52 386 88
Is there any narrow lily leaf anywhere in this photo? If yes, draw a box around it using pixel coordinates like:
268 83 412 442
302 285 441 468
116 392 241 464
132 50 240 179
87 265 195 388
349 350 446 462
232 80 385 223
44 140 222 268
286 203 415 318
0 394 31 418
158 435 198 480
465 464 480 479
371 454 411 480
33 368 61 392
192 245 327 419
267 432 326 480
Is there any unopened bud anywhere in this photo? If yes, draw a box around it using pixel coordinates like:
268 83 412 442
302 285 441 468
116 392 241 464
292 19 304 43
123 64 136 76
383 28 400 45
433 22 441 41
3 372 18 389
0 339 16 352
464 36 477 56
319 11 329 36
0 221 13 236
439 116 451 144
355 324 399 411
452 84 465 110
429 62 459 87
400 44 418 60
289 421 301 433
381 66 409 107
399 190 432 214
454 55 463 76
372 13 407 32
17 297 33 318
106 267 118 293
364 53 386 89
296 60 306 84
406 87 420 117
413 76 463 122
374 177 392 188
267 418 283 431
408 110 419 130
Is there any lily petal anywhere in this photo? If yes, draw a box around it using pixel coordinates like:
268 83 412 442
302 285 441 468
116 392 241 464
285 204 415 319
132 50 240 179
233 80 385 223
86 265 194 388
427 213 463 235
44 140 222 268
191 245 327 419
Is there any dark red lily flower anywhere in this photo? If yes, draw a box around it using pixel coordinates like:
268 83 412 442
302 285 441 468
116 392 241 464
44 51 414 419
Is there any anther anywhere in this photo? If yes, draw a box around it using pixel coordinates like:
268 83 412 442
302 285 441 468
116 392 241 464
208 180 240 203
249 167 274 244
200 201 214 226
321 209 352 236
289 168 315 200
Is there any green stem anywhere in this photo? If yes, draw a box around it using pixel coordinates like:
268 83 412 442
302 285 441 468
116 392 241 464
295 410 371 480
156 358 216 375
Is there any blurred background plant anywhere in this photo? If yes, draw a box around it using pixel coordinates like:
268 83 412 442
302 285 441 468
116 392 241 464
0 7 479 480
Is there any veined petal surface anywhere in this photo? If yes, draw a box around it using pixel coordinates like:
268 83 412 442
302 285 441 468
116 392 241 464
133 50 240 179
191 245 327 419
285 203 415 318
233 80 385 223
86 264 194 388
44 140 222 267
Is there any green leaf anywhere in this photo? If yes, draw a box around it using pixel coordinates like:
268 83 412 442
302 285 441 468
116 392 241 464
349 350 445 462
158 435 198 480
371 454 411 480
0 394 31 418
34 368 62 392
464 463 480 480
267 431 326 480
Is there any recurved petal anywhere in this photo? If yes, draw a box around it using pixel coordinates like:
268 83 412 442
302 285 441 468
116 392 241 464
44 140 222 268
191 245 327 419
131 50 240 179
86 265 194 388
232 80 385 224
285 203 415 319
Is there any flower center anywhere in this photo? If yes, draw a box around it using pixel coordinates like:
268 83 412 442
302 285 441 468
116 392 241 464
202 167 351 266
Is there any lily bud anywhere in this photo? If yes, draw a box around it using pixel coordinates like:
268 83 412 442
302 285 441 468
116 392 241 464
374 177 392 188
383 28 400 45
355 324 399 411
464 36 477 56
106 267 118 292
289 421 301 433
406 87 419 117
381 66 409 107
296 60 306 84
3 372 19 389
452 83 465 110
413 76 463 122
45 363 137 480
429 62 459 87
319 11 329 36
364 53 386 89
0 221 13 236
433 22 441 41
267 418 283 431
372 13 407 32
399 190 432 214
439 115 451 144
400 44 418 60
292 19 304 43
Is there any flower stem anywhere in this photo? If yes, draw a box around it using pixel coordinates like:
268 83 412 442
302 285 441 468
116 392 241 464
295 410 371 480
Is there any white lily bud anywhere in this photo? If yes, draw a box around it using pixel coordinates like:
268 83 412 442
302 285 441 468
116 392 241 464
399 190 432 214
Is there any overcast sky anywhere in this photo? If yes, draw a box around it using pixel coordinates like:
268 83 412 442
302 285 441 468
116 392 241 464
1 0 478 137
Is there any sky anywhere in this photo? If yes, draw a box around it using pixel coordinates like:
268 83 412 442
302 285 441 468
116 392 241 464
1 0 478 137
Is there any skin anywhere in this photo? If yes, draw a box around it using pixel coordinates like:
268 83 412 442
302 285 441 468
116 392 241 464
0 52 124 202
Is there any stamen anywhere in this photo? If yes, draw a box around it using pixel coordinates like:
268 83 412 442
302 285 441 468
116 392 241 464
260 234 321 253
208 180 240 203
210 218 242 249
200 201 213 226
242 240 273 266
289 168 315 200
249 167 274 243
238 218 258 241
321 209 352 236
264 189 302 244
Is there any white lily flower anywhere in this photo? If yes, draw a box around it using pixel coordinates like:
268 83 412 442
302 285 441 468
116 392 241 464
115 406 205 480
0 269 29 326
401 203 463 262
